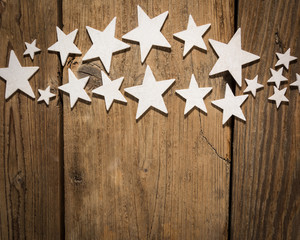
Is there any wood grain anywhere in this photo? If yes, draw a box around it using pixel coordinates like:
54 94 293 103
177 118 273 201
0 0 62 239
231 0 300 239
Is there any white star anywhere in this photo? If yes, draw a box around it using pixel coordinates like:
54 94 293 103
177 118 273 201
92 71 127 111
124 65 175 119
275 48 297 70
209 28 260 87
267 67 287 88
243 76 264 97
48 27 81 66
83 17 130 73
0 50 39 99
122 5 171 63
175 74 212 115
211 83 248 125
173 15 210 57
268 86 289 108
58 69 91 108
37 86 56 105
290 73 300 93
23 39 41 60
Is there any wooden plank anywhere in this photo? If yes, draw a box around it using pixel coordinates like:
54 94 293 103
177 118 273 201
0 0 62 239
231 0 300 239
63 0 234 239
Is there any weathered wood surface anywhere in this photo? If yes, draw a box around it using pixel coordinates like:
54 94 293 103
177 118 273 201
0 0 62 239
231 0 300 239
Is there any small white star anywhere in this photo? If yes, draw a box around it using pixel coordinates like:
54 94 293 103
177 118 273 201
58 69 91 108
267 67 287 88
290 73 300 93
268 86 289 108
48 27 81 66
173 15 210 57
275 48 297 70
23 39 41 60
92 71 127 111
175 74 212 115
37 86 56 105
243 76 264 97
211 83 248 125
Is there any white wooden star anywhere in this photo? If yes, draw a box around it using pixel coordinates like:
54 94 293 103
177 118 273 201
92 71 127 111
268 86 289 108
0 50 39 99
23 39 41 60
83 17 130 73
275 48 297 70
209 28 260 87
290 73 300 93
124 65 175 119
267 67 287 88
243 76 264 97
211 83 248 125
173 15 210 57
58 69 91 108
37 86 56 105
48 27 81 66
122 5 171 63
175 74 212 115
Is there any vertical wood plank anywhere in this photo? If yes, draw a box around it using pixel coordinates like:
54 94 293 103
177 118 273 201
0 0 62 239
232 0 300 239
63 0 234 239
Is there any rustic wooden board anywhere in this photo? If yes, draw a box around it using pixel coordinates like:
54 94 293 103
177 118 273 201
62 0 233 239
0 0 62 239
231 0 300 239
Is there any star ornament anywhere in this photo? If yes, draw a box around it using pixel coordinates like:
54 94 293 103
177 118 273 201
122 5 171 63
38 86 56 105
243 75 264 97
211 83 248 125
268 86 289 108
275 48 297 70
124 65 175 119
92 71 127 111
175 74 212 115
209 28 260 87
58 69 91 108
0 50 39 99
48 27 81 66
173 15 211 57
83 17 130 73
290 73 300 93
267 67 287 88
23 39 41 60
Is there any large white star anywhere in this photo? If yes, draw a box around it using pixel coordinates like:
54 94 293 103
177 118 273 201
290 73 300 93
92 71 127 111
275 48 297 70
175 74 212 115
211 83 248 125
0 50 39 99
23 39 41 60
173 15 210 57
268 86 289 108
58 69 91 108
122 5 171 63
267 67 287 88
83 17 130 73
243 75 264 97
124 65 175 119
48 27 81 66
37 86 56 105
209 28 260 87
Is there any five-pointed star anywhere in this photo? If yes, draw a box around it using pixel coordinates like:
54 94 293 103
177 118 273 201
175 74 212 115
122 5 171 63
23 39 41 60
267 67 287 88
58 69 91 108
0 50 39 99
243 75 264 97
275 48 297 70
48 27 81 66
38 86 56 105
211 83 248 125
83 17 130 73
290 73 300 93
173 15 210 57
124 65 175 119
268 86 289 108
209 28 260 87
92 70 127 111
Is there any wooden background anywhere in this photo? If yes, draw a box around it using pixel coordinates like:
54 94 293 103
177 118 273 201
0 0 299 239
